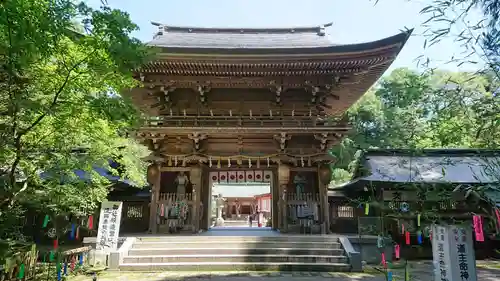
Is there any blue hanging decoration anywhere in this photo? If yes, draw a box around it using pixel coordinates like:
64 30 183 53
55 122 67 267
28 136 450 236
56 263 62 281
400 202 410 213
63 262 68 275
70 224 76 240
388 271 393 281
417 230 423 244
79 254 83 265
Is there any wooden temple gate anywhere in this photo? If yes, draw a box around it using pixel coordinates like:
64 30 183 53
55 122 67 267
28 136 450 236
127 22 411 234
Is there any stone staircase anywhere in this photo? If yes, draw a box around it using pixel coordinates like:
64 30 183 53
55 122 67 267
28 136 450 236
119 235 351 271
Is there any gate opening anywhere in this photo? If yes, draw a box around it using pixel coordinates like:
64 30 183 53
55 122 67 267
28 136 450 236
210 182 271 228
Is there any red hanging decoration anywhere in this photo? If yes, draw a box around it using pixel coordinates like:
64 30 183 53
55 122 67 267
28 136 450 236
88 215 94 230
70 256 76 271
53 238 59 250
405 231 410 245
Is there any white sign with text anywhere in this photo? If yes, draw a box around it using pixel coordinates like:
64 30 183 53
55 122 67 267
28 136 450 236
96 201 123 252
431 224 477 281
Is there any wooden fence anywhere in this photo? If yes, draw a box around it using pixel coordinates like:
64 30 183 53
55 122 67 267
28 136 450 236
1 245 91 281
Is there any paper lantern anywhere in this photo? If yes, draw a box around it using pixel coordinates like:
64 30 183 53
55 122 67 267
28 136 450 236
146 163 160 184
318 164 332 185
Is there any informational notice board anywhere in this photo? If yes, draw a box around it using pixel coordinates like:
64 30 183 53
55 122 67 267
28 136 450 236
431 224 477 281
96 201 123 252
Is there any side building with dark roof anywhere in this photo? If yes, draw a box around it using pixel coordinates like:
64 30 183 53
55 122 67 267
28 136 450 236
330 149 500 257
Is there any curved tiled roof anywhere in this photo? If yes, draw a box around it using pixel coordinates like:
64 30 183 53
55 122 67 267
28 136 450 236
148 22 335 49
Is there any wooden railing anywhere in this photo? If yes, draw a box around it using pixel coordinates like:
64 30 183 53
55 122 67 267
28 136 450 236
157 193 194 232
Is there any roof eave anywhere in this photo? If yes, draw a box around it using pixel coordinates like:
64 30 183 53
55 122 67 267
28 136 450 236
147 30 413 57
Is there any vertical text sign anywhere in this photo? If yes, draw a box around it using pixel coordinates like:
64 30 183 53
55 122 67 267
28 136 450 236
96 201 123 252
449 225 477 281
432 224 477 281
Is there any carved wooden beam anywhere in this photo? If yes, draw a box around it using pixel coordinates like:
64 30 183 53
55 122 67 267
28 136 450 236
273 132 292 152
187 132 207 152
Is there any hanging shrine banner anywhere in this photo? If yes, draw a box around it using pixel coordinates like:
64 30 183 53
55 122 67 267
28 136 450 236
96 201 123 252
472 215 484 242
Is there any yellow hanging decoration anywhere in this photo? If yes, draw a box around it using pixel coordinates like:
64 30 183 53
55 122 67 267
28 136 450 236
217 158 221 169
228 157 231 168
167 157 172 166
237 158 242 165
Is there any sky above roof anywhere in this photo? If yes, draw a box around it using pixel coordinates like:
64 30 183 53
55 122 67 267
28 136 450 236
85 0 483 74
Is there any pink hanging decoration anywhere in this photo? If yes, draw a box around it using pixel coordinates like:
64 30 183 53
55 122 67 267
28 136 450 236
473 215 485 242
401 222 405 234
495 208 500 229
395 244 400 259
160 204 165 216
381 252 387 268
430 230 433 241
75 226 80 240
405 231 410 245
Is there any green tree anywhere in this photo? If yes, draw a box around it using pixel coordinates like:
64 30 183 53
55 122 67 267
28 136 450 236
0 0 150 238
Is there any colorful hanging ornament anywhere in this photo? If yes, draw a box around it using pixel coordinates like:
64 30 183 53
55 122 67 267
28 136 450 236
400 202 410 212
17 263 25 279
49 251 55 262
63 262 68 275
57 262 62 281
70 224 76 240
76 226 80 240
364 203 370 215
42 215 50 228
160 204 165 216
405 263 410 281
70 256 76 270
417 213 421 226
79 254 83 265
394 244 400 259
376 235 384 248
381 252 387 268
417 230 423 244
401 222 405 234
473 215 485 242
88 215 94 230
405 231 410 245
495 208 500 228
53 238 58 250
387 271 393 281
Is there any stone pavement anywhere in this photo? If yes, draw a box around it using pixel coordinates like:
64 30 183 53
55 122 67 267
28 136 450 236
69 261 500 281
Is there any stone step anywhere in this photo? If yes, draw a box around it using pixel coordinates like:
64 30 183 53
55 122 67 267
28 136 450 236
132 241 342 249
119 262 351 272
128 247 345 256
123 254 348 264
136 235 340 243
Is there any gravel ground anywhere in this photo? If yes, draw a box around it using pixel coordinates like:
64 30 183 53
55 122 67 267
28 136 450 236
69 261 500 281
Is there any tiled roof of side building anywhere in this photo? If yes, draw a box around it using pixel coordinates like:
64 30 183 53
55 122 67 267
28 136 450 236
148 22 336 49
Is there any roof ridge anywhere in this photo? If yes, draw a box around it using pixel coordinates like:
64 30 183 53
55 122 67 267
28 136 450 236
151 22 332 36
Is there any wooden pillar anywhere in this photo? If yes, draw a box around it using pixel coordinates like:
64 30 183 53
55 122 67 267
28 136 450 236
278 164 290 233
147 163 161 234
318 164 332 234
190 166 202 233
